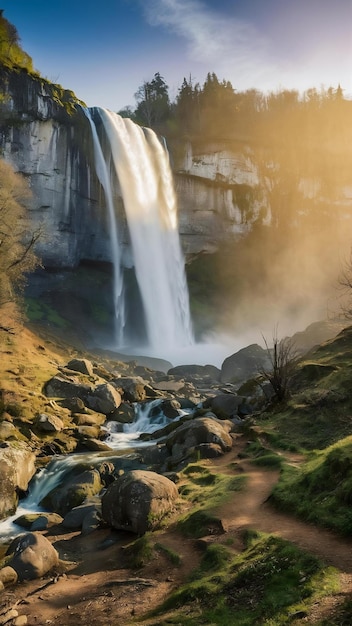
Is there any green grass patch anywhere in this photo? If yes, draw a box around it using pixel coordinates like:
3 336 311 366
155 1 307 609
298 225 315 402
242 441 284 469
124 535 154 569
177 462 247 538
155 543 182 566
147 531 339 625
272 436 352 535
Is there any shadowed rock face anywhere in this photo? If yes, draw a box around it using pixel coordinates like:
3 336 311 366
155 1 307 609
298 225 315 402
0 444 36 520
101 470 178 535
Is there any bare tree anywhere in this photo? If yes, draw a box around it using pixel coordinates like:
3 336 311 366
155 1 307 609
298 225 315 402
259 330 299 402
338 248 352 319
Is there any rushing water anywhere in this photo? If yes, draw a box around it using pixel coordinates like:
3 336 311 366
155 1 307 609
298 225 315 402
84 108 125 344
87 107 193 352
0 400 186 541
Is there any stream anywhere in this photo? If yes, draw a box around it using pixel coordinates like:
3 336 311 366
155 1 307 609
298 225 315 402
0 399 189 542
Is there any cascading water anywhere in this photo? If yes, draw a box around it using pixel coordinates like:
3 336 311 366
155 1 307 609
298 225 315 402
84 108 125 344
87 107 193 353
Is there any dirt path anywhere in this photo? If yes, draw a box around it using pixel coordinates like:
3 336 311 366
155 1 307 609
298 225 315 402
2 434 352 625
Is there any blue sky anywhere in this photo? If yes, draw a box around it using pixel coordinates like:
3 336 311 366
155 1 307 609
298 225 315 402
1 0 351 111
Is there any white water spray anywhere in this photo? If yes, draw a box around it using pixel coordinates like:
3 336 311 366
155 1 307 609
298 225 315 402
88 108 193 352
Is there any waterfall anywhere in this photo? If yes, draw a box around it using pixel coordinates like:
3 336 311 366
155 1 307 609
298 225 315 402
84 108 125 344
87 107 193 352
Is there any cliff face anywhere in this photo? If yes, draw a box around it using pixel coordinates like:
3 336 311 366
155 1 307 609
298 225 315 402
0 67 352 273
0 68 110 268
175 143 269 255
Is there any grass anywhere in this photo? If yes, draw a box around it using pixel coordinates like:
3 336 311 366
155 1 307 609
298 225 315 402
177 462 247 538
155 543 182 566
124 535 154 570
272 436 352 535
145 531 339 625
241 441 284 469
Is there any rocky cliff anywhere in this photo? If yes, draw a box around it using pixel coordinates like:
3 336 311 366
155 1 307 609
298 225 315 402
1 67 351 271
0 68 112 268
1 67 352 341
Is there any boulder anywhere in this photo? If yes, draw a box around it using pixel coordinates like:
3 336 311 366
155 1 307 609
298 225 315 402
35 413 64 433
62 503 101 530
0 421 18 440
42 469 103 516
221 344 270 384
167 364 221 382
166 417 233 463
148 399 181 420
44 373 93 400
109 402 135 424
6 532 59 581
0 443 36 520
59 397 87 413
14 513 63 531
86 383 122 415
66 358 94 377
72 412 106 426
102 470 178 535
111 377 147 402
0 566 18 586
203 394 245 419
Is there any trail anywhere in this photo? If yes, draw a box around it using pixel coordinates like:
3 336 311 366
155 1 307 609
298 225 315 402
2 434 352 625
213 440 352 573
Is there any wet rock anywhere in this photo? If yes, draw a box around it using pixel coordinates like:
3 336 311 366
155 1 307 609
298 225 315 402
86 383 122 415
109 402 135 424
102 470 178 535
14 512 63 530
42 469 103 516
77 437 113 452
